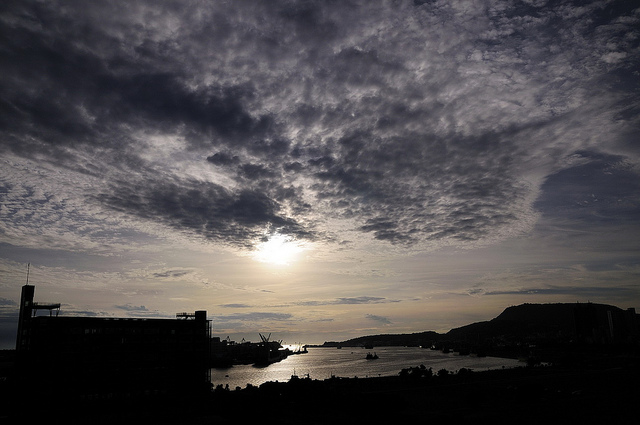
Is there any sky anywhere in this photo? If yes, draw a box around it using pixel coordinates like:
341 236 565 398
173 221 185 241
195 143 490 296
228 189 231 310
1 0 639 348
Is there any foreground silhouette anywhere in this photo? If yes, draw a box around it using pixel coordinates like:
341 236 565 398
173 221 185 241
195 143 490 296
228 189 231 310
1 355 637 424
4 285 637 424
13 284 211 399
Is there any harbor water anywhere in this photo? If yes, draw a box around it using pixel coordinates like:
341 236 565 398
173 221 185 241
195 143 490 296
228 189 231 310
210 346 522 389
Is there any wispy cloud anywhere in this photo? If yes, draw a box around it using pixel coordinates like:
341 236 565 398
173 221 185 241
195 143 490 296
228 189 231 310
366 314 392 325
0 298 16 307
484 286 637 298
220 303 252 309
115 304 149 312
292 296 398 306
213 312 294 323
150 270 192 279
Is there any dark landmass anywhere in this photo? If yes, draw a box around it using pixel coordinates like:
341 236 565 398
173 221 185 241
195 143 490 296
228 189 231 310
317 303 639 361
317 330 441 348
1 356 637 424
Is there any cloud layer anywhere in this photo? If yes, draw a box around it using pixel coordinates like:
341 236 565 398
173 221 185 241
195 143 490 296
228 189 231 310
1 0 638 255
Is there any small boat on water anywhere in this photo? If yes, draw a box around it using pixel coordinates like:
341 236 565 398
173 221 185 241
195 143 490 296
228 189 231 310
365 352 379 360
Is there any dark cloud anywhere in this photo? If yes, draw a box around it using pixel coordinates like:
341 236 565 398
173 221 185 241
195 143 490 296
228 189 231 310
283 162 304 173
112 75 272 144
484 286 637 298
297 296 393 306
332 297 386 305
247 139 291 158
115 304 149 312
151 270 191 279
95 177 312 247
312 318 334 323
0 298 17 307
0 4 274 153
220 304 252 309
214 312 293 322
579 260 640 273
60 310 102 317
535 151 640 226
304 128 527 244
206 152 241 167
238 163 278 181
366 314 392 325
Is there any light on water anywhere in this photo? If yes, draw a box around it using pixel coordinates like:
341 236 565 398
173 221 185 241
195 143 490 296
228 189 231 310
210 346 522 390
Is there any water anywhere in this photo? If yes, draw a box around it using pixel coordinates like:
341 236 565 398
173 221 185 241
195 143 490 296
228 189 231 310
210 346 522 389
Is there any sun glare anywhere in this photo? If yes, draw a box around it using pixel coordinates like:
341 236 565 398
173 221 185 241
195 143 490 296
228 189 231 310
253 234 306 265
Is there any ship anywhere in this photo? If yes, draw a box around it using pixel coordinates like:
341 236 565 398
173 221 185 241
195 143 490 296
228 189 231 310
253 333 290 366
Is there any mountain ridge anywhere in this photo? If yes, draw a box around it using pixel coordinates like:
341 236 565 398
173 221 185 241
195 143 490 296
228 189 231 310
318 302 638 348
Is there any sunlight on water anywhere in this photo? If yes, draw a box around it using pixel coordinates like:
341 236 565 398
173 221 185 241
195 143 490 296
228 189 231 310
210 346 522 390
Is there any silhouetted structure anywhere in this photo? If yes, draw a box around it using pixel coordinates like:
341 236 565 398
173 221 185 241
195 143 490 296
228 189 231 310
209 333 292 366
15 284 211 398
574 303 638 344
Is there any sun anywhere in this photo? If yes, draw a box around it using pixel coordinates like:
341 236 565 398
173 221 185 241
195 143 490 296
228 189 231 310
253 234 306 265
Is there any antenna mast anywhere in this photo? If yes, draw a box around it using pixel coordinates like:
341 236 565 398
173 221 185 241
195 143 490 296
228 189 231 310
26 263 30 285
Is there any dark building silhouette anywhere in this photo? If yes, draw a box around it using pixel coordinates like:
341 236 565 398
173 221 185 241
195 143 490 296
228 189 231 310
573 302 638 344
15 284 211 397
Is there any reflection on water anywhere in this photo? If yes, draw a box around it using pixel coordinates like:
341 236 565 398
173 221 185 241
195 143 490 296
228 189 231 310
210 346 522 389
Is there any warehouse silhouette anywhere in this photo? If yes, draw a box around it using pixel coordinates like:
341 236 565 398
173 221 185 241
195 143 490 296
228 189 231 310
15 284 211 398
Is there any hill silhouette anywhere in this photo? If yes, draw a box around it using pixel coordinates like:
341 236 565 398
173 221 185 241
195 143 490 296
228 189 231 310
321 302 638 349
322 331 441 348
